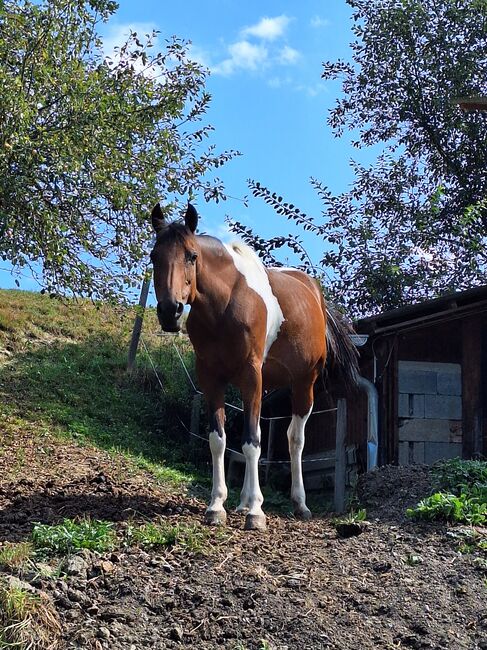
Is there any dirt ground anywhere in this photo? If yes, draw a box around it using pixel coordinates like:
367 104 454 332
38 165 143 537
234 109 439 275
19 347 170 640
0 432 486 650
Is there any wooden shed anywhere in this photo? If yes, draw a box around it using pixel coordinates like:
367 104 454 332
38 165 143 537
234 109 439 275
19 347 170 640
355 285 487 466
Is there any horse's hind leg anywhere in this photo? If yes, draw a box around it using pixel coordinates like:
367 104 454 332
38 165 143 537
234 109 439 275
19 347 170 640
240 364 266 531
288 379 315 521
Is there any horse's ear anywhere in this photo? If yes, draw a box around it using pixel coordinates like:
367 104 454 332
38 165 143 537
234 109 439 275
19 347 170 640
185 203 198 233
151 203 166 233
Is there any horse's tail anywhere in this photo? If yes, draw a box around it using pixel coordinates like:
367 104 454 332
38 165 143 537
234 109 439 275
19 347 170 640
324 301 360 391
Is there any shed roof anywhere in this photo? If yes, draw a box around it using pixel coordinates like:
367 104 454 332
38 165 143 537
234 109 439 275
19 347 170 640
356 284 487 335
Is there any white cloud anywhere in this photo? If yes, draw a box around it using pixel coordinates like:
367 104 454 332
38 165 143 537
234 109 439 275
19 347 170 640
310 15 330 28
212 40 268 76
278 45 300 65
241 15 291 41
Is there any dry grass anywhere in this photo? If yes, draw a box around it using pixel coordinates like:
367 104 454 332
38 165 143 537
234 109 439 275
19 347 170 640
0 578 62 649
0 544 34 572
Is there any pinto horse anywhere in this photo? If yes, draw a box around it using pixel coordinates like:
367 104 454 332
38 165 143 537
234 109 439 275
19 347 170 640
150 203 358 531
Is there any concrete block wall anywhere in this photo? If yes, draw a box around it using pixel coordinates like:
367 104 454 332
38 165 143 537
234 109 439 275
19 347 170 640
398 361 462 465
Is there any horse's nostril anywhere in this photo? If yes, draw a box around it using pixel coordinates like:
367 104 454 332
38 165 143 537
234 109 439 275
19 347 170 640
176 302 184 317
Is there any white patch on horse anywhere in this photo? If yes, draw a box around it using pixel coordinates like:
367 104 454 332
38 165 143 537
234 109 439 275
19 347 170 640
287 406 313 515
224 243 284 358
207 430 227 514
241 441 264 516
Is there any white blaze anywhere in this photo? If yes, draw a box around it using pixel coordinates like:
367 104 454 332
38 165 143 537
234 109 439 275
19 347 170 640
224 243 284 358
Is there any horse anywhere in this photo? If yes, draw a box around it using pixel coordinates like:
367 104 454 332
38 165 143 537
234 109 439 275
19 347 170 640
150 202 358 531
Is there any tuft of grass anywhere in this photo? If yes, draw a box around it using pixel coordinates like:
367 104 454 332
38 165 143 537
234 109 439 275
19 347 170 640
0 578 62 649
126 520 226 554
31 518 116 558
0 543 34 572
333 508 368 538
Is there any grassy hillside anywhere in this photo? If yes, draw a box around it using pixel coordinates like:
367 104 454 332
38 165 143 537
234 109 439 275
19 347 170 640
0 289 202 487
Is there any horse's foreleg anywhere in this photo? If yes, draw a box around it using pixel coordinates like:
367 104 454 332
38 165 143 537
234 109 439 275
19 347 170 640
288 382 314 521
240 367 266 531
205 398 228 526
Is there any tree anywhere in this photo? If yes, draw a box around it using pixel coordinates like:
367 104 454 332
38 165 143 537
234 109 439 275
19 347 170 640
232 0 487 317
0 0 236 299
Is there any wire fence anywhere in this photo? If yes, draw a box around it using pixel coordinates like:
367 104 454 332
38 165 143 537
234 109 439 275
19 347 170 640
140 335 338 466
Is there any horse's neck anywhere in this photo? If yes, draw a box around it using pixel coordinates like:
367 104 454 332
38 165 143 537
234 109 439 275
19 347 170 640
191 236 238 322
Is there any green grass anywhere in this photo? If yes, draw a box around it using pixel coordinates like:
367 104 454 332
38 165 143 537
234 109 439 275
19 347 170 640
0 289 205 489
407 459 487 526
31 519 116 557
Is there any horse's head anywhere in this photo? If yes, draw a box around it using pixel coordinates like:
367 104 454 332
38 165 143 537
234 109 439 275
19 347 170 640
150 202 199 332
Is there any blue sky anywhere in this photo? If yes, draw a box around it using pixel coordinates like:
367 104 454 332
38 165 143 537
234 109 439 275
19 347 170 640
1 1 377 294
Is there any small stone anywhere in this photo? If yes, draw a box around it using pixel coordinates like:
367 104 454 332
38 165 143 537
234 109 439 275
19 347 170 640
97 626 111 640
64 555 88 578
169 625 184 641
67 587 86 604
7 577 36 594
100 560 114 573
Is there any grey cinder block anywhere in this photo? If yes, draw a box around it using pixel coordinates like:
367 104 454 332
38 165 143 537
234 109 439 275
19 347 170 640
424 394 462 420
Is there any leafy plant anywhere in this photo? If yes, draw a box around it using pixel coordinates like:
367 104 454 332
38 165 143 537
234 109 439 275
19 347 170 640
407 460 487 526
334 508 367 526
31 519 116 557
432 458 487 493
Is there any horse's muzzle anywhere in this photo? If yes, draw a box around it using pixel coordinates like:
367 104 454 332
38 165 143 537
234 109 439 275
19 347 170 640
157 300 184 332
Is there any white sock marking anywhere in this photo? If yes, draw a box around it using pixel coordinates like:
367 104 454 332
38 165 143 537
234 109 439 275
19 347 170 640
208 430 227 513
287 407 312 511
242 441 264 516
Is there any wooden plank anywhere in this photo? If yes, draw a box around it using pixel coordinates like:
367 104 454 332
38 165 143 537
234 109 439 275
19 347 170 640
127 273 151 371
334 399 347 513
265 419 276 484
462 316 482 458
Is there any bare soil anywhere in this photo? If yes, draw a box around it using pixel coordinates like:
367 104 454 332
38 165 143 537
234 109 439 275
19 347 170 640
1 432 486 650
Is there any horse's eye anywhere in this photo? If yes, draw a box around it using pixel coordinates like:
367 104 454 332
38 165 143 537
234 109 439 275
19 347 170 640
186 251 198 264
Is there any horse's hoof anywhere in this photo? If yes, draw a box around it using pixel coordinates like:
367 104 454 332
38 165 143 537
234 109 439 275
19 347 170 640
294 507 312 521
204 510 227 526
244 513 267 531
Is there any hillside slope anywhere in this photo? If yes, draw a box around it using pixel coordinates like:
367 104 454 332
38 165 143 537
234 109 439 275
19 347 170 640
0 290 486 650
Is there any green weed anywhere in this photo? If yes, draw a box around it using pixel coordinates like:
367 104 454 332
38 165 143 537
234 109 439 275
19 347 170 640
31 519 116 557
126 520 225 554
334 508 367 526
407 459 487 526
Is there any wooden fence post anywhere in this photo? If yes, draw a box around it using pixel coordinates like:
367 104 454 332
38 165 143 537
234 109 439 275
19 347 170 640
127 272 151 372
265 419 277 485
190 393 201 440
334 399 347 513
